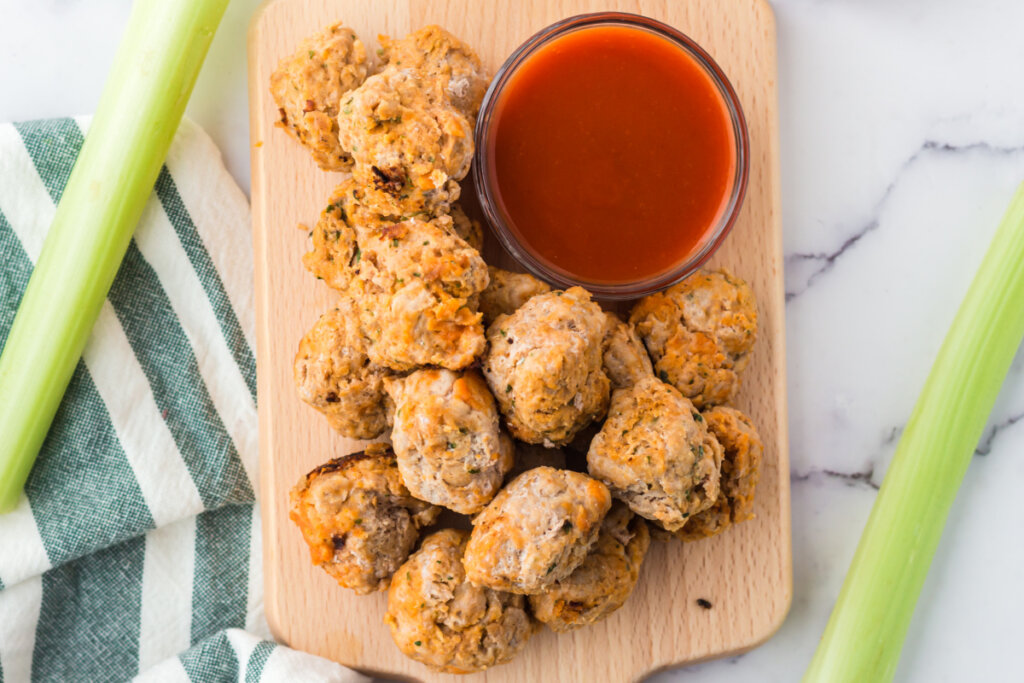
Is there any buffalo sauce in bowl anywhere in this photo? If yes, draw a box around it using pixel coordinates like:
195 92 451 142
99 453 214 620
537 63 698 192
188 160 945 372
474 13 749 299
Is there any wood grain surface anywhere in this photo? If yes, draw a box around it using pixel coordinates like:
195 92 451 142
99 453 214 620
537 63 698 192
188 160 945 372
248 1 791 680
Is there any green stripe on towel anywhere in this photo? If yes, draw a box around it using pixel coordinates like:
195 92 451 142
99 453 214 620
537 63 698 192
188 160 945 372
26 364 156 567
154 168 257 401
191 505 252 645
180 631 239 683
0 209 30 352
244 641 276 683
32 535 145 682
110 242 254 508
12 119 83 200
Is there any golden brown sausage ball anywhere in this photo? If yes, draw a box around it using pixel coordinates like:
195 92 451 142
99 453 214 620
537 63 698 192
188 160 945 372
385 369 513 514
528 502 650 631
293 301 389 439
483 288 610 446
587 376 723 531
351 216 488 370
463 467 611 594
479 266 551 326
630 268 757 408
352 209 487 303
270 22 369 171
386 529 534 673
304 177 484 288
336 67 472 216
676 406 763 542
289 445 440 594
379 25 490 120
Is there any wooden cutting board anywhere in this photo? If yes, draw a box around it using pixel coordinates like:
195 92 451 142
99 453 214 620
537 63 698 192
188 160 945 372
248 1 790 680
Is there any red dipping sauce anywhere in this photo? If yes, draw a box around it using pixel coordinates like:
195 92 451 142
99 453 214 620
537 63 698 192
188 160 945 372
475 14 748 298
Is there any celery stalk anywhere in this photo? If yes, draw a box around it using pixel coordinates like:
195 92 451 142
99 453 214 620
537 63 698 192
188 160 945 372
0 0 229 513
804 183 1024 682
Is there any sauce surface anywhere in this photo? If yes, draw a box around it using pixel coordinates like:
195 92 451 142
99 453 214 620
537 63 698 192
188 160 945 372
487 25 735 284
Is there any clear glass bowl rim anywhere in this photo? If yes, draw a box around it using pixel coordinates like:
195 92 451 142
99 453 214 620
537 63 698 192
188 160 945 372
472 11 751 300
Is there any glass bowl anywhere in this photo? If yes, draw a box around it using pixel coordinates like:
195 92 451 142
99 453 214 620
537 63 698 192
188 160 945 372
473 12 750 300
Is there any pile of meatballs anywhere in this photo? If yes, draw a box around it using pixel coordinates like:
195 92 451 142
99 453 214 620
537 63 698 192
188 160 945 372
272 22 765 674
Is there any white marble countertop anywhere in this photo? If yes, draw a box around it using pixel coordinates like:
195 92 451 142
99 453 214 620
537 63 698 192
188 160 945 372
3 1 1024 680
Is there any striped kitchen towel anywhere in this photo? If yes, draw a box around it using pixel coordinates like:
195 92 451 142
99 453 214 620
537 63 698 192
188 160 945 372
0 118 367 683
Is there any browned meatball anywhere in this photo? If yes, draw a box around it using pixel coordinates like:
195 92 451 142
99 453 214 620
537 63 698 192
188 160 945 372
479 267 551 326
463 467 611 594
587 376 723 531
270 22 369 171
312 178 488 371
351 212 488 370
302 186 360 292
676 406 764 542
336 67 472 216
352 208 487 303
386 529 534 674
289 445 440 594
602 318 654 390
293 301 389 439
353 279 486 371
529 502 650 631
303 178 485 293
379 25 490 120
630 268 757 408
385 369 513 514
450 203 483 251
483 288 610 446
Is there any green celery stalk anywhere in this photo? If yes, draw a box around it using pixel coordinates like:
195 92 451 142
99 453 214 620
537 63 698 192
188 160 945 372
804 183 1024 682
0 0 229 513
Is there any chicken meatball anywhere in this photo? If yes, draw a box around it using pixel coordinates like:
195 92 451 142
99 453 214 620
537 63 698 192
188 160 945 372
529 502 650 632
304 178 483 291
450 203 484 251
379 25 490 120
293 302 389 439
479 267 551 325
483 288 611 446
385 369 513 514
587 376 723 531
352 277 486 372
463 467 611 594
270 22 369 171
386 529 534 673
630 269 758 408
306 177 487 370
351 216 488 371
602 318 654 390
352 210 487 302
676 406 764 542
336 67 472 215
289 445 440 594
302 186 360 292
